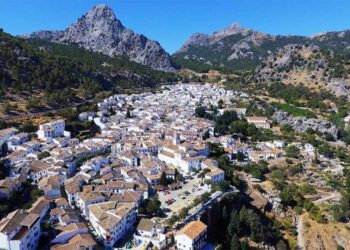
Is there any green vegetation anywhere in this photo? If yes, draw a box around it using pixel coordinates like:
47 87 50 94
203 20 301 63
211 193 287 249
317 142 334 158
0 30 178 107
272 102 316 119
172 33 309 72
214 110 238 134
267 82 334 106
285 145 300 158
332 168 350 222
138 197 161 217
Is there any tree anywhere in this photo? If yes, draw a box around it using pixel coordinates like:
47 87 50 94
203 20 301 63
145 198 161 217
218 99 224 109
167 214 179 225
30 187 44 200
236 151 245 162
20 121 37 133
298 183 316 195
317 142 334 158
285 145 300 158
178 207 189 219
227 210 240 240
215 180 230 191
38 151 50 160
230 234 241 250
126 110 132 118
280 187 295 206
198 168 211 179
3 101 11 114
160 171 169 186
195 106 206 118
175 169 184 182
202 130 210 140
204 179 212 186
229 121 248 135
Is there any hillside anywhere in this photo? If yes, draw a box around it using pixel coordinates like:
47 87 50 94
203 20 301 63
255 44 350 98
173 23 350 73
0 29 178 111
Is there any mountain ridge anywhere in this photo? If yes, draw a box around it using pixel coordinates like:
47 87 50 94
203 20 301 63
24 4 174 71
173 23 350 72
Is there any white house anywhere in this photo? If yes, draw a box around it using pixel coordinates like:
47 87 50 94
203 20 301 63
304 143 315 153
246 116 271 129
205 168 225 185
180 156 205 173
88 201 137 249
175 220 207 250
7 133 29 151
78 112 96 122
76 192 106 217
134 218 167 249
37 120 70 141
0 210 41 250
0 128 19 148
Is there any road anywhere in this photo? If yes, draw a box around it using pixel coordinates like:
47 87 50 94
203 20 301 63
314 192 339 205
0 99 92 122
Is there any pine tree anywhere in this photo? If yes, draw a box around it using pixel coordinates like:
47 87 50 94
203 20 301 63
160 171 168 186
227 209 240 240
230 234 241 250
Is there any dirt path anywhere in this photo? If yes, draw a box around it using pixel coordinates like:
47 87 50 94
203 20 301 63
314 192 339 205
0 99 92 122
297 215 305 250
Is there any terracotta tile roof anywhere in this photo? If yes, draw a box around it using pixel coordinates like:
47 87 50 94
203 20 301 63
28 197 50 215
55 197 69 207
177 220 207 240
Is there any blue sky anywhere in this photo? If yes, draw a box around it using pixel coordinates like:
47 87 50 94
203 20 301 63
1 0 350 53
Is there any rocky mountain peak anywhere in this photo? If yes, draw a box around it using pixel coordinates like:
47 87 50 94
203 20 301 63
25 4 174 71
82 4 123 28
175 23 271 54
213 23 251 38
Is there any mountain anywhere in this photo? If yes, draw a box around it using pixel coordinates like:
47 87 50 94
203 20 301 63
0 29 177 110
25 4 174 71
255 44 350 98
173 23 350 72
177 23 273 53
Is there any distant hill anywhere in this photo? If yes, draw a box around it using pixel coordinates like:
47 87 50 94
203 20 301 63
172 23 350 72
24 4 174 71
255 44 350 98
0 29 177 108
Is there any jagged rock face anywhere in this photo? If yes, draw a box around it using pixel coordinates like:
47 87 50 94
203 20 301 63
272 111 338 139
25 4 174 71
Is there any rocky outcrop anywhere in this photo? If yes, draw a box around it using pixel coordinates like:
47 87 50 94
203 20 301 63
25 4 174 71
177 23 272 53
272 110 338 139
